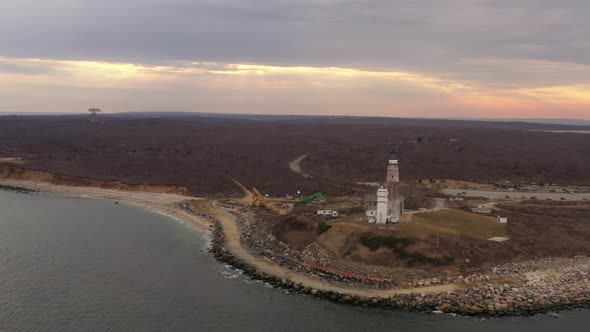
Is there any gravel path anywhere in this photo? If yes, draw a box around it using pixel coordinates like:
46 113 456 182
288 154 310 178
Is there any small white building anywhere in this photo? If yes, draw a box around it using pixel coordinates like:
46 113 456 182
317 210 338 217
497 215 508 224
376 187 389 224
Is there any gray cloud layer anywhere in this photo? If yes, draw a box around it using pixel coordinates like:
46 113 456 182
1 0 588 69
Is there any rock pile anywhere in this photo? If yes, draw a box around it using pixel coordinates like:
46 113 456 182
0 184 37 194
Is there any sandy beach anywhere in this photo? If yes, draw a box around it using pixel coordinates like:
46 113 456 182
0 179 211 231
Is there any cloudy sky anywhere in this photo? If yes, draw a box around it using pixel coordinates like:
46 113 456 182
1 0 589 119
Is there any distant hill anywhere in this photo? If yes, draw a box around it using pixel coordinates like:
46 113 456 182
449 118 590 126
2 111 589 127
105 113 590 127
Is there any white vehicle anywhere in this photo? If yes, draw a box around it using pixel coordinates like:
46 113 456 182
317 210 338 217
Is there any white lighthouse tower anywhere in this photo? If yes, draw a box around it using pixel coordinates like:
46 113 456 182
364 145 404 224
386 145 402 223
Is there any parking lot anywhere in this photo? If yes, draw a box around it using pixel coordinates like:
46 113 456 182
444 188 590 202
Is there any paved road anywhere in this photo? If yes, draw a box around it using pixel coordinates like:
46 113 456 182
444 188 590 201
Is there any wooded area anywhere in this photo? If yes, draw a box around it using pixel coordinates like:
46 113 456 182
1 115 589 197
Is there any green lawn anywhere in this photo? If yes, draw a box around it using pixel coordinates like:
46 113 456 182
400 209 508 240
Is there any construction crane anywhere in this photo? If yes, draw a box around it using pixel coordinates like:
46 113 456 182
252 188 273 210
297 192 327 204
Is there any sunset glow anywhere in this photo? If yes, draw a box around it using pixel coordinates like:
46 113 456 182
1 56 588 119
1 0 589 119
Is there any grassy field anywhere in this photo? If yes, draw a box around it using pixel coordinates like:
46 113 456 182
399 209 508 240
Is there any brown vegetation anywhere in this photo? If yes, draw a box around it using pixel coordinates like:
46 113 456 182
495 202 590 258
261 199 590 270
273 216 318 249
1 115 590 197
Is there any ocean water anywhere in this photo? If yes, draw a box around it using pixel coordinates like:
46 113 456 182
0 189 588 331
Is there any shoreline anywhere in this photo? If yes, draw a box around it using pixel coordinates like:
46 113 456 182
204 202 590 316
0 179 212 232
1 179 589 316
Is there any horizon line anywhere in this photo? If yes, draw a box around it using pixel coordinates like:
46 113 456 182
1 110 589 125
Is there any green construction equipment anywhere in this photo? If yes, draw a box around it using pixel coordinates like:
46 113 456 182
297 192 326 204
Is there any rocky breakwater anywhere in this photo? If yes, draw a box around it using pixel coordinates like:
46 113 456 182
397 266 590 316
185 201 590 316
0 184 38 194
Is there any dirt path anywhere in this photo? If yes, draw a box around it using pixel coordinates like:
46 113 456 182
226 175 252 206
288 154 311 178
288 154 372 193
401 207 446 222
2 178 459 297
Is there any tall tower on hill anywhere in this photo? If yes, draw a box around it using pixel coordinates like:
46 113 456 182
386 145 402 222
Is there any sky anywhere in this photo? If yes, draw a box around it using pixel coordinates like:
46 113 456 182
1 0 589 119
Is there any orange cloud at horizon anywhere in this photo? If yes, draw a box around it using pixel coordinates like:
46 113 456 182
0 56 588 119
